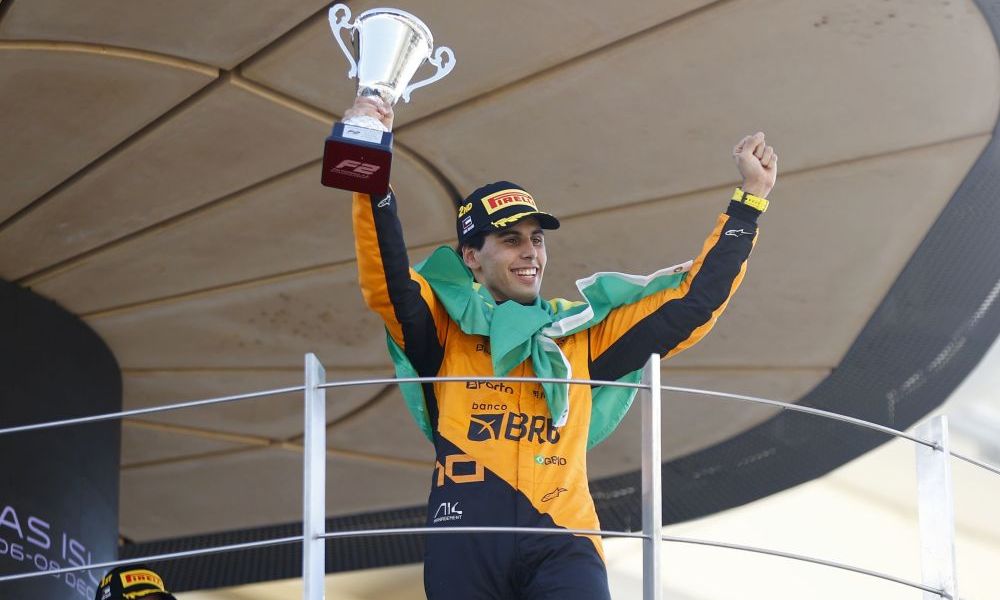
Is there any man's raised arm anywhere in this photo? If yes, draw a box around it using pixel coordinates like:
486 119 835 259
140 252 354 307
588 132 777 381
347 97 448 374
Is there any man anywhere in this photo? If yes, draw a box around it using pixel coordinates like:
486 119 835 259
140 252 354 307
346 96 776 599
94 564 176 600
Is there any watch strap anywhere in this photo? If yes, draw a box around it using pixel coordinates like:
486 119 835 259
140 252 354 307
731 187 769 213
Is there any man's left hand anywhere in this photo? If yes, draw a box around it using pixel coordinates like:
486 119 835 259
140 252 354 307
732 131 777 198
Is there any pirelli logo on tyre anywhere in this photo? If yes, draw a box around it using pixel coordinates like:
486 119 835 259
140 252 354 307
480 189 537 215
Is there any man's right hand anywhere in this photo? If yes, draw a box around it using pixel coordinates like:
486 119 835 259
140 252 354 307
343 95 394 132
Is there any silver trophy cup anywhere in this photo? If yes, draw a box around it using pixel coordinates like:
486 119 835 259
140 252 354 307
329 4 455 104
320 4 456 194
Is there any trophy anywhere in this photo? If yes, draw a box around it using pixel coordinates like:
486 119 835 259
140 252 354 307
321 4 455 195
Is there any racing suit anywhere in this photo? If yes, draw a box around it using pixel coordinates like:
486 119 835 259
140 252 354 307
352 190 759 599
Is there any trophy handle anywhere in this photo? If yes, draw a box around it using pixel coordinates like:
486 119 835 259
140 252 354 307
328 4 359 79
401 46 456 103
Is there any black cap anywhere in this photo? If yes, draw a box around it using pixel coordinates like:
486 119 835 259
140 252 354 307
95 565 176 600
456 181 560 245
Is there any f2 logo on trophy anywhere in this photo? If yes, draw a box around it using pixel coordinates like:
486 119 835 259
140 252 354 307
321 4 456 195
333 159 381 176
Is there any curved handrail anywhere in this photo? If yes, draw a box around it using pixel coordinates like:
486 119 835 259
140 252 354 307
0 385 306 435
658 384 937 448
0 375 996 476
0 535 302 584
661 535 940 595
0 367 989 599
0 525 940 596
951 451 1000 476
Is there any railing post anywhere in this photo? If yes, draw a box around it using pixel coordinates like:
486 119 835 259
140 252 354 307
915 415 958 600
303 353 327 600
641 353 663 600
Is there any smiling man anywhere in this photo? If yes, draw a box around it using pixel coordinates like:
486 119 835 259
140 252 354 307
457 185 558 304
346 96 776 600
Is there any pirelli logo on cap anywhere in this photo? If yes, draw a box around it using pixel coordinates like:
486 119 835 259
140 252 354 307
481 189 537 215
120 569 165 590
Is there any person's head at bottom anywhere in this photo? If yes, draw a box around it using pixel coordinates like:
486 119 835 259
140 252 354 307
95 565 176 600
455 181 561 305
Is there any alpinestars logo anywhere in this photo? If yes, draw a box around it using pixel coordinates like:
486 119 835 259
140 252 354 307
724 228 754 238
433 501 463 523
542 487 568 502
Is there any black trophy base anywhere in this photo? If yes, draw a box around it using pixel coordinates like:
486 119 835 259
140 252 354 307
321 121 393 195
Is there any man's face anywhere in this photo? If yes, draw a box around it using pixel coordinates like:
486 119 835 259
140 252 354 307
462 217 547 304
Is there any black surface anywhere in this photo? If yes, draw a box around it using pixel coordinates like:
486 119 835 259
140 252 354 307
0 280 122 600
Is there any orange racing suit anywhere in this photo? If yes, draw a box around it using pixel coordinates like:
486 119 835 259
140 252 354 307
352 190 759 599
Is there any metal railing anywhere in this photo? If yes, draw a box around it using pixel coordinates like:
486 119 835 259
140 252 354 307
1 352 996 599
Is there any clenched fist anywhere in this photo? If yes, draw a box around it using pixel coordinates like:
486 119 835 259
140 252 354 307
733 132 777 198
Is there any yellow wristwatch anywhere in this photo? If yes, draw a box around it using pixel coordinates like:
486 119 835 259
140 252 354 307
732 187 769 213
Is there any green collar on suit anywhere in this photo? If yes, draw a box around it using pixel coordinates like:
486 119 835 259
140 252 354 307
387 246 689 449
